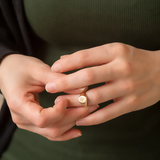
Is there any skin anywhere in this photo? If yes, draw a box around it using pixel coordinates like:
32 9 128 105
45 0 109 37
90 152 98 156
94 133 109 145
46 42 160 126
0 54 98 141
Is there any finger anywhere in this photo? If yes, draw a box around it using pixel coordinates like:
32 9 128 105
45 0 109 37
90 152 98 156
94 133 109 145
46 63 115 93
55 105 99 126
41 69 88 94
76 97 132 126
51 45 114 72
64 86 88 94
11 111 31 125
60 55 70 59
38 69 65 85
20 98 68 128
17 122 81 141
55 81 126 106
48 128 82 141
17 104 97 140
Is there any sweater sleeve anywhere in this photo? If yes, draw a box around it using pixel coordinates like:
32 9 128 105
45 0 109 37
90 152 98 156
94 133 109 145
0 0 32 156
0 7 17 157
0 0 32 61
0 8 18 61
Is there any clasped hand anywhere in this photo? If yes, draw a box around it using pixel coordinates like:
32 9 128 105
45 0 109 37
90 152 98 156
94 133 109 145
1 42 160 141
46 43 160 126
0 54 98 141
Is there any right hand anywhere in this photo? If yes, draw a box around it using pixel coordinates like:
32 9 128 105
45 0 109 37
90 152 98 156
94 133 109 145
0 54 98 141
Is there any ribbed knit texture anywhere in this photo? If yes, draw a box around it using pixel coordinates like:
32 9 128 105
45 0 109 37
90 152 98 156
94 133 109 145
24 0 160 50
1 0 160 159
1 1 160 160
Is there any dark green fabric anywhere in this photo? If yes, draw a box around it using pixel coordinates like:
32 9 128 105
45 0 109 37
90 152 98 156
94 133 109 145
2 0 160 159
25 0 160 50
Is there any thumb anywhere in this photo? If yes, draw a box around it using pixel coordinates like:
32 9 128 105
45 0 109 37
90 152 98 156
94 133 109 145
37 65 65 85
34 65 86 94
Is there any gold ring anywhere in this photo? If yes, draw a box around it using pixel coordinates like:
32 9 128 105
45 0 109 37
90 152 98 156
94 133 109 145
78 92 88 107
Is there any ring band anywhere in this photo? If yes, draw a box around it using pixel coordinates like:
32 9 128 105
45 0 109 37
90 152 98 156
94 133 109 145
78 92 88 107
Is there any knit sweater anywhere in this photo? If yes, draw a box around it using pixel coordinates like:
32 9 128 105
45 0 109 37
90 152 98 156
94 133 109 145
1 0 160 159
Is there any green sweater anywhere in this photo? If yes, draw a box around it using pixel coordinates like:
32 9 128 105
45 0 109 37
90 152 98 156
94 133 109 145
2 1 160 160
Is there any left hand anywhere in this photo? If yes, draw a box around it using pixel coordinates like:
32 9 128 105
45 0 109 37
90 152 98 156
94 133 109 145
46 43 160 126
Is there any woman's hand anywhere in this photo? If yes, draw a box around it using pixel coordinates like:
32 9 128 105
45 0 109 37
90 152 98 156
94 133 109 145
0 54 98 140
46 43 160 126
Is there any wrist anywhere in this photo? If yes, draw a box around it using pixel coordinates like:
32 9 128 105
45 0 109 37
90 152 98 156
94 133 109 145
0 53 20 65
0 54 20 89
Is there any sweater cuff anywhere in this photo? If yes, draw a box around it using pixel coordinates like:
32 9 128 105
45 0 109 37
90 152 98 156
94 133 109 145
0 43 21 64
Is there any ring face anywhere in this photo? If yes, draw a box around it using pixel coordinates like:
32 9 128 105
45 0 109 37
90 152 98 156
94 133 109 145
78 95 87 104
78 92 88 107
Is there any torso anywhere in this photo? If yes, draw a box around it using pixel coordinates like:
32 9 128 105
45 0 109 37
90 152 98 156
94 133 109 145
2 1 160 159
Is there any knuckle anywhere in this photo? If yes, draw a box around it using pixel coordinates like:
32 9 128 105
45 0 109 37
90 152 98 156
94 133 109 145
122 80 135 93
115 61 132 77
82 69 95 83
121 62 132 77
126 95 138 110
112 43 128 56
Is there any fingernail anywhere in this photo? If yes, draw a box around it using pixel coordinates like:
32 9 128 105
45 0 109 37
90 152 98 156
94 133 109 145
89 105 99 113
46 82 56 93
76 120 86 126
53 63 61 72
72 133 82 139
54 97 62 104
60 55 68 59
